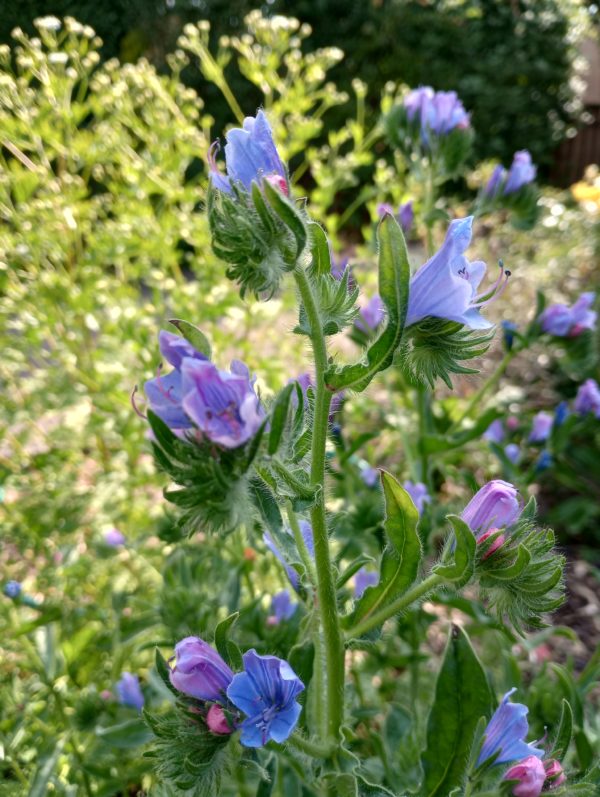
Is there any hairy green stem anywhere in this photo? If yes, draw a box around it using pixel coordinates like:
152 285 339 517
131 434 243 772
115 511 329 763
288 731 337 759
293 266 344 744
345 572 442 639
287 501 318 588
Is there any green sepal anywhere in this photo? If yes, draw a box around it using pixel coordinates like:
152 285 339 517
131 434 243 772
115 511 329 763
549 699 573 762
268 383 295 456
421 625 494 797
433 515 476 588
263 179 307 263
308 221 332 277
325 214 410 392
479 543 530 581
249 476 283 535
168 319 212 359
214 612 239 668
344 470 421 630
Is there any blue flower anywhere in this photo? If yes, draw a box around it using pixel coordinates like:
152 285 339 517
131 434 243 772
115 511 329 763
169 636 234 702
104 528 125 547
360 463 379 487
269 590 298 624
554 401 569 427
504 444 521 465
264 521 314 592
461 480 522 535
534 450 553 474
574 378 600 418
540 292 596 337
484 419 505 445
354 568 379 599
116 672 145 711
404 86 470 141
226 649 304 747
4 580 21 599
208 110 287 195
403 480 431 515
406 217 507 330
478 688 544 766
484 164 506 198
528 412 553 444
504 151 536 194
502 320 518 351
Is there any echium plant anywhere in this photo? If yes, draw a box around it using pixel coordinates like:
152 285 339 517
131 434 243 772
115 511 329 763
140 112 581 797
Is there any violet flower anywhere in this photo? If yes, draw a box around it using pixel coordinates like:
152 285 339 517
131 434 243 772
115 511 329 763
504 151 537 195
461 480 522 536
405 217 507 330
360 464 379 488
477 688 544 766
503 755 546 797
4 580 21 599
540 292 596 337
574 379 600 418
404 86 470 139
269 590 298 625
403 480 431 515
528 412 553 444
484 419 505 445
169 636 234 702
504 444 521 465
208 110 287 195
226 649 304 747
104 528 125 547
116 673 145 711
484 164 506 197
354 568 379 599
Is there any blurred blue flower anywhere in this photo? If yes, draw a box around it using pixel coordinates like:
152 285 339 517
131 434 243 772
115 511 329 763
484 420 505 445
554 401 569 427
226 649 304 747
501 320 518 351
504 150 537 194
534 450 553 474
461 480 522 535
477 688 544 766
354 568 379 599
269 590 298 624
377 200 413 235
208 110 287 195
404 86 470 140
355 294 385 333
406 217 506 330
574 378 600 418
540 292 596 337
484 165 506 197
403 480 431 515
504 444 521 465
4 580 21 599
169 636 234 702
528 412 553 444
360 464 379 487
116 673 145 711
264 521 314 592
104 527 125 547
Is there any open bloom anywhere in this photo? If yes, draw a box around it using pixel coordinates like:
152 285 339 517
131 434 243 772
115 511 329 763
574 378 600 418
208 110 287 195
169 637 234 702
478 688 544 766
116 673 144 711
406 217 506 330
528 412 553 443
540 292 596 337
504 151 537 194
227 649 304 747
355 294 385 332
354 568 379 598
503 755 546 797
264 520 314 592
404 86 470 139
461 480 522 535
403 480 431 515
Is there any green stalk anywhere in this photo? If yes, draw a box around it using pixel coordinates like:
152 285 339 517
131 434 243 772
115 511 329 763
288 731 336 759
293 267 344 744
345 572 442 639
287 501 318 587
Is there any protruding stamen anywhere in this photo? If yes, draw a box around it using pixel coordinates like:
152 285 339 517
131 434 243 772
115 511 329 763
131 385 147 419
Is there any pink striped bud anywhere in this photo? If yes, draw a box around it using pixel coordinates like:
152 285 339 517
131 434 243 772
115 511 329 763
206 704 233 735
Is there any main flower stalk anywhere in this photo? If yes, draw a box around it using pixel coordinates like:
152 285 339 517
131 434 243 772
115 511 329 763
293 265 345 744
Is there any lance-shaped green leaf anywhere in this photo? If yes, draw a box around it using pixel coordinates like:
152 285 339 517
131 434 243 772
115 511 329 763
168 319 212 359
308 221 332 277
325 215 410 392
421 625 494 797
345 471 421 628
263 179 307 260
421 408 501 454
214 612 241 669
268 383 294 455
549 699 573 762
433 515 476 588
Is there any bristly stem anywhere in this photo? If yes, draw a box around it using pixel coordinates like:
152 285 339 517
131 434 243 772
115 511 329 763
293 266 344 745
345 572 442 639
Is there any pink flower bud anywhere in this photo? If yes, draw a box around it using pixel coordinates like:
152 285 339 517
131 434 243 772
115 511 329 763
477 528 506 559
206 704 232 735
264 173 289 196
504 756 546 797
544 760 566 789
100 689 113 701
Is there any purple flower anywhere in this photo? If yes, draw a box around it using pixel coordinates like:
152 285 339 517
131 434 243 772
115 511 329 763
377 200 414 235
179 359 265 448
208 110 287 195
269 590 298 625
484 165 506 197
554 401 569 427
504 444 521 464
360 464 379 487
145 331 208 430
264 521 314 592
116 673 145 711
403 480 431 515
528 412 553 444
540 292 596 337
484 420 505 444
574 378 600 418
331 254 350 280
504 151 537 195
354 568 379 599
461 480 522 536
503 756 546 797
355 294 385 333
226 649 304 747
4 580 21 599
477 688 544 766
169 636 234 702
404 86 470 139
406 217 506 330
104 528 125 547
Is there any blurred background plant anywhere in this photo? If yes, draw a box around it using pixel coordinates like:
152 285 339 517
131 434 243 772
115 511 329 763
1 4 599 795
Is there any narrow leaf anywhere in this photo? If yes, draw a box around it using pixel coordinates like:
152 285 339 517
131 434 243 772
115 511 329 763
549 699 573 762
214 612 239 667
268 383 294 455
433 515 476 588
168 319 212 359
155 648 179 696
249 476 283 534
421 625 494 797
263 180 307 257
308 221 332 277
